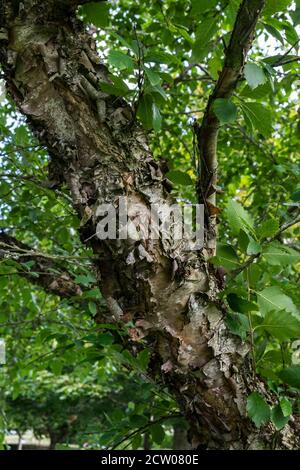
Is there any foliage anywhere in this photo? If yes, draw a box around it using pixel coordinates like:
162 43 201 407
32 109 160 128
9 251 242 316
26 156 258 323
0 0 300 447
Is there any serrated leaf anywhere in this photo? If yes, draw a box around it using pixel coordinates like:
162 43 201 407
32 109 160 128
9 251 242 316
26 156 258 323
271 405 290 430
257 287 298 316
263 242 300 267
225 199 254 235
257 219 279 239
240 102 273 136
240 81 273 99
213 99 237 125
144 68 161 86
108 50 134 72
280 398 292 417
227 293 258 313
244 63 267 90
226 312 250 339
278 365 300 389
210 244 240 270
246 392 271 427
257 310 300 341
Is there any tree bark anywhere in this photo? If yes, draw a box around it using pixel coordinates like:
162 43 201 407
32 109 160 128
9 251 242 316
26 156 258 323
0 0 299 449
172 424 191 451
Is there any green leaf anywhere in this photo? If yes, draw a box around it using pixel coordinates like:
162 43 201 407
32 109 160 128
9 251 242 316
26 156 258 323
257 219 279 239
226 312 250 339
247 238 261 255
210 243 240 270
213 99 237 125
108 50 134 72
227 293 258 313
257 310 300 341
100 75 130 97
246 392 271 427
264 22 285 45
240 81 273 99
280 398 292 417
150 423 165 444
88 301 97 316
97 333 114 346
137 349 150 370
291 187 300 202
263 242 300 267
264 0 293 16
129 414 148 427
225 199 254 235
240 102 273 136
137 95 154 130
238 229 250 253
144 68 161 86
191 0 218 15
169 24 192 43
192 18 218 60
278 366 300 389
81 2 110 28
244 63 267 90
75 274 96 286
152 103 162 132
257 287 298 316
144 50 175 64
166 170 193 186
271 405 290 430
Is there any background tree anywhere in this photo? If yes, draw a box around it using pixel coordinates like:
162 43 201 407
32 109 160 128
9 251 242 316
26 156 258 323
0 0 299 450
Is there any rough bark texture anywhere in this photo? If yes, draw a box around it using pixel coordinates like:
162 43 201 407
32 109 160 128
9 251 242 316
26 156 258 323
0 0 299 449
196 0 265 255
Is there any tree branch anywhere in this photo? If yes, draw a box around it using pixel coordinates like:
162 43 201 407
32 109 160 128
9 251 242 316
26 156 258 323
231 212 300 277
0 232 83 298
195 0 266 252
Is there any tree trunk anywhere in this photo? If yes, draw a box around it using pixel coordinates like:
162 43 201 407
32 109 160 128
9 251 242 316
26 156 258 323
0 0 299 449
172 424 191 451
49 436 57 451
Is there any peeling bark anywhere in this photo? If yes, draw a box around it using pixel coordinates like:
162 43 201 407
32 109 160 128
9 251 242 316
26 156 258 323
0 0 300 449
196 0 265 255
